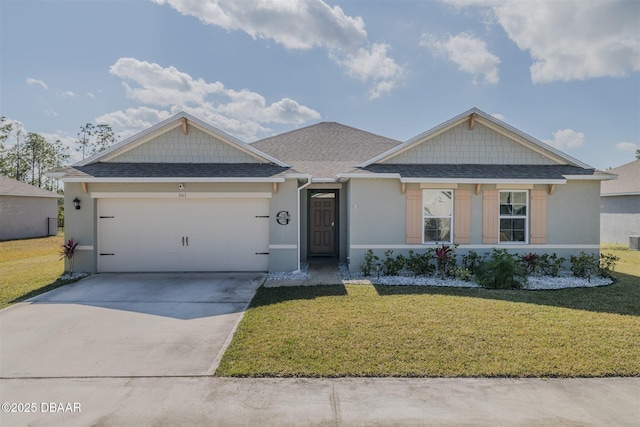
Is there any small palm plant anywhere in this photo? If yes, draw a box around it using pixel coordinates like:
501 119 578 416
60 238 79 274
435 244 454 279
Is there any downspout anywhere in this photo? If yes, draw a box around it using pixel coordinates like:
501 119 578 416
297 175 312 271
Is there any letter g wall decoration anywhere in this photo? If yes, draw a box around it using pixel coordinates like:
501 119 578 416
276 211 291 225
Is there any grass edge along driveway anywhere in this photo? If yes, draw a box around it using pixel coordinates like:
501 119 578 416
0 235 78 309
217 246 640 378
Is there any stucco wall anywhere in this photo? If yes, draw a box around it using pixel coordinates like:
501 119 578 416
269 179 299 271
0 196 58 241
384 122 556 165
600 195 640 244
346 178 602 272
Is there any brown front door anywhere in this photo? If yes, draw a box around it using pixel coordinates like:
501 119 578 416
309 192 336 255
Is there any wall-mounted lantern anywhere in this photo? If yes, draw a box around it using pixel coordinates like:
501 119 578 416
73 197 81 210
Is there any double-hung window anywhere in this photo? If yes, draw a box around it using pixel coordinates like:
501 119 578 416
499 190 528 243
423 190 453 243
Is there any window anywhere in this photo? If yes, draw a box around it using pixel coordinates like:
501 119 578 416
499 191 528 243
423 190 453 243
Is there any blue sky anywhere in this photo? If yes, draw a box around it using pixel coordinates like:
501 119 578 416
1 0 638 169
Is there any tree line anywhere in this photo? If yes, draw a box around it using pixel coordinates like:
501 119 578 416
0 116 118 192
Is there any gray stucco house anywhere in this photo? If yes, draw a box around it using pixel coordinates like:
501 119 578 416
600 159 639 245
49 108 611 273
0 176 61 241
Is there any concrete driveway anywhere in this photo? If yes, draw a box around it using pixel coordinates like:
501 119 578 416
0 273 264 378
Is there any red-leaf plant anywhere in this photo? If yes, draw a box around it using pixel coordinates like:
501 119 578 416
60 238 79 274
435 244 454 279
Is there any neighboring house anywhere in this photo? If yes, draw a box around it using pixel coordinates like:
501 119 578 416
49 108 612 273
0 176 61 241
600 159 640 245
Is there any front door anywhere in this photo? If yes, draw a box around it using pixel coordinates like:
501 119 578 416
309 191 336 256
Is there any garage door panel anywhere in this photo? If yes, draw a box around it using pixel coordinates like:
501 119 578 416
98 198 269 272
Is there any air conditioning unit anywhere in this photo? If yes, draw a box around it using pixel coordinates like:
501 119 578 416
630 236 640 251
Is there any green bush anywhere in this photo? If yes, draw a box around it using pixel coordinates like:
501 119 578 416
406 249 435 276
599 253 619 278
570 252 599 279
538 253 565 277
461 250 482 275
383 250 405 276
361 250 380 277
476 249 527 289
453 266 472 281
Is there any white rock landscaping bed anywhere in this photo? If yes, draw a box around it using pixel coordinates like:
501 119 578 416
266 263 309 281
339 264 613 290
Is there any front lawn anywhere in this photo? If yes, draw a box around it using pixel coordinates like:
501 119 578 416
217 246 640 377
0 235 76 309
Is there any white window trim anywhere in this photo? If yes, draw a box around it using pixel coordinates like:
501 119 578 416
422 189 454 244
498 190 529 244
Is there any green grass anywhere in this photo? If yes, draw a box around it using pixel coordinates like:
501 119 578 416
0 235 78 309
217 245 640 377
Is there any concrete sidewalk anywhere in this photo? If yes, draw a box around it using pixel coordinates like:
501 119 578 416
1 377 638 426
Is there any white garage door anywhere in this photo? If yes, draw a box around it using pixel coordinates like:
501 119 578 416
97 197 269 272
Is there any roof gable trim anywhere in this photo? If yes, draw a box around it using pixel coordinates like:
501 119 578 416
359 108 592 169
75 112 289 168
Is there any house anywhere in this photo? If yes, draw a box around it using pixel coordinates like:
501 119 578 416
49 108 611 273
600 159 640 246
0 176 61 241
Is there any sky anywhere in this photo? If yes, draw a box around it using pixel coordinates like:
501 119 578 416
1 0 638 170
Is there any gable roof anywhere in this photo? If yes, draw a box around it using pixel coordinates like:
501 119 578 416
601 159 640 196
0 176 62 198
251 122 401 180
75 111 289 168
359 108 593 170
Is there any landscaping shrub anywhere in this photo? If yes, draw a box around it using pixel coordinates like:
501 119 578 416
599 253 620 278
435 244 457 279
476 249 527 289
406 249 435 276
453 266 472 281
361 249 380 276
383 250 405 276
461 250 482 275
520 253 539 275
570 252 600 279
538 253 565 277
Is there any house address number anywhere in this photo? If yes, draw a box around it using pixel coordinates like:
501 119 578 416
178 192 187 198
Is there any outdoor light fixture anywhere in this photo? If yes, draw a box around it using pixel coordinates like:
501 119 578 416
73 197 81 210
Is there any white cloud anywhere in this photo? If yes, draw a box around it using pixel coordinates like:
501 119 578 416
152 0 404 97
615 141 638 152
26 77 48 90
87 92 96 98
337 43 405 98
102 58 321 140
43 109 58 117
443 0 640 83
543 129 585 150
58 91 76 98
421 32 500 84
491 113 505 121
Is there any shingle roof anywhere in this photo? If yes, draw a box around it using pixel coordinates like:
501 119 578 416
57 163 290 179
0 176 62 197
251 122 402 179
601 159 640 195
360 164 596 180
